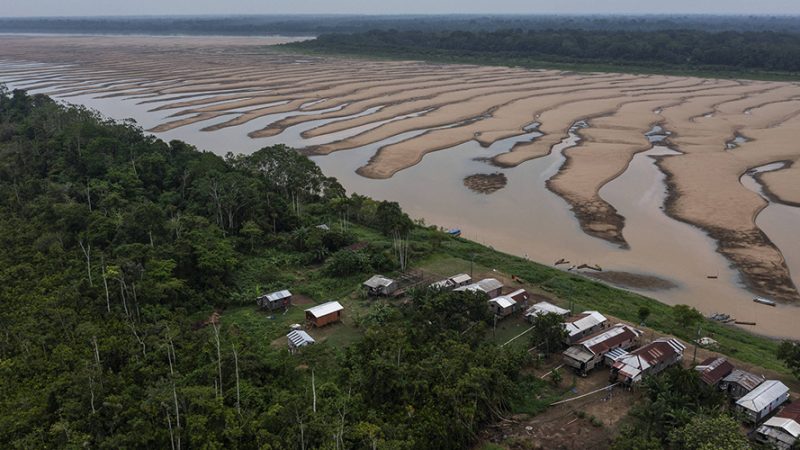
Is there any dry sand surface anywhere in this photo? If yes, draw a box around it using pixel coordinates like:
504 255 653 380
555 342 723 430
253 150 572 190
1 35 800 304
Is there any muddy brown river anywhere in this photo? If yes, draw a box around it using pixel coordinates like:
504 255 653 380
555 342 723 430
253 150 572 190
3 54 800 338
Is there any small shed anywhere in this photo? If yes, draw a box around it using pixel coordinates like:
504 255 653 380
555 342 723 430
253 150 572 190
563 311 607 343
305 301 344 327
257 290 292 311
524 301 570 322
450 273 472 287
488 295 518 317
363 275 398 296
429 273 472 290
455 278 503 298
287 330 315 354
756 403 800 450
694 357 734 386
720 369 765 400
736 380 790 423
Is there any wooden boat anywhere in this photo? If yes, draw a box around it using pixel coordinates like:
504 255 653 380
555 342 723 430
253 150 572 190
753 296 777 307
447 228 461 238
734 321 757 326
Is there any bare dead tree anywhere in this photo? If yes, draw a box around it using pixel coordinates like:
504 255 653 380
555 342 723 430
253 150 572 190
100 256 110 313
92 336 101 368
232 344 241 415
312 368 317 414
86 182 92 212
127 319 146 357
209 179 224 230
87 368 96 415
166 335 181 450
335 387 352 450
212 322 223 400
118 275 130 318
165 407 176 450
131 281 141 322
392 231 410 271
78 238 93 287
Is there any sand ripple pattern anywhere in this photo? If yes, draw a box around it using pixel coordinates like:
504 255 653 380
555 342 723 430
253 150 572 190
1 36 799 302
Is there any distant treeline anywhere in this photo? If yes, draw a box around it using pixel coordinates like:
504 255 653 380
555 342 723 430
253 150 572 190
288 28 800 76
5 14 800 36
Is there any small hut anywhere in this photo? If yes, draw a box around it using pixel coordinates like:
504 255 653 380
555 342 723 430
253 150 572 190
720 369 765 400
257 290 292 311
488 295 518 317
305 301 344 327
287 330 315 354
455 278 503 298
363 275 398 296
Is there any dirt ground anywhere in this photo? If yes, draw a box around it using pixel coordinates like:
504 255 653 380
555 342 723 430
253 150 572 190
480 361 637 450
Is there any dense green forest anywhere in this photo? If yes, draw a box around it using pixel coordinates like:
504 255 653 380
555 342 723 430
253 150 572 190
286 28 800 78
1 87 796 448
5 15 800 36
0 87 530 448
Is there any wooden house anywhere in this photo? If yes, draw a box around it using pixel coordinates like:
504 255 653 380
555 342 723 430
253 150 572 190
305 301 344 327
488 295 518 318
720 369 765 400
257 289 292 311
736 380 790 423
609 338 686 385
454 278 503 298
363 275 398 296
525 301 570 322
563 324 642 375
694 356 734 386
756 402 800 449
563 311 607 343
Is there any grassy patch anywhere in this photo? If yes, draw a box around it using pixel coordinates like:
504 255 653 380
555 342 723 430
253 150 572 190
510 376 565 415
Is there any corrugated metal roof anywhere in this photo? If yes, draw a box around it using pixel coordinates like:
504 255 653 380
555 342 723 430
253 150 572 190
612 338 684 381
363 275 394 288
489 296 516 309
776 403 800 423
563 345 594 364
287 330 315 347
525 301 570 318
265 290 292 302
694 357 734 385
737 380 789 413
455 278 503 294
451 273 471 284
507 289 529 302
761 417 800 439
577 324 641 356
564 311 607 337
429 279 452 289
305 301 344 318
606 348 629 362
723 369 765 391
430 274 472 289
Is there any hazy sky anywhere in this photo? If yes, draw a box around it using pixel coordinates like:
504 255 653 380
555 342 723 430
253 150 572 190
4 0 800 17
